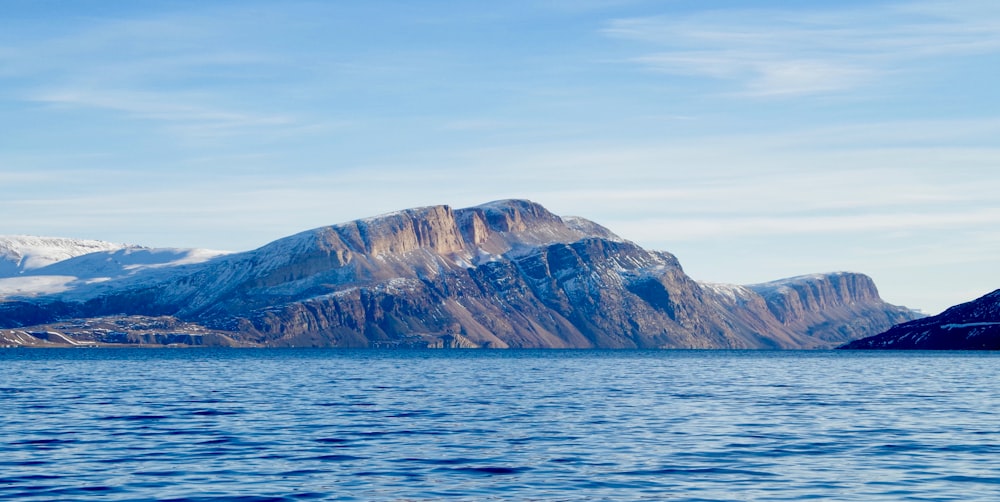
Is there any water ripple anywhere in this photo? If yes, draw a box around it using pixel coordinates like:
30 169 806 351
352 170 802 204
1 349 998 500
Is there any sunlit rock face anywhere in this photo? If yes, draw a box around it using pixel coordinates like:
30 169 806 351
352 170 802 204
0 200 921 348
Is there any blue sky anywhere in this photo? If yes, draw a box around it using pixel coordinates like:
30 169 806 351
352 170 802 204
2 0 998 314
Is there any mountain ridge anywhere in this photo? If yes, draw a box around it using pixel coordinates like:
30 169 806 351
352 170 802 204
1 199 921 348
839 289 1000 350
0 235 130 277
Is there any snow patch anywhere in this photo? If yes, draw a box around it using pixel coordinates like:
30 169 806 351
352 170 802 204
562 216 624 242
942 322 1000 329
0 243 232 301
0 275 77 297
0 235 128 276
701 282 754 302
750 272 853 290
36 247 232 279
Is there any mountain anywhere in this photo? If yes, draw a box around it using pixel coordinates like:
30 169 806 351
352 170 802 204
839 290 1000 350
0 236 230 301
0 235 128 277
0 200 921 348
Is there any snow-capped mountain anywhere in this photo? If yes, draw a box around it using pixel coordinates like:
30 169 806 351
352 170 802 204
0 200 921 348
0 236 230 300
0 235 128 277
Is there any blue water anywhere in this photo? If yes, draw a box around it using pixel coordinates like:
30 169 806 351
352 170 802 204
1 349 998 501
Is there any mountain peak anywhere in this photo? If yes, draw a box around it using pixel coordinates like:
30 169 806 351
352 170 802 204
268 199 613 263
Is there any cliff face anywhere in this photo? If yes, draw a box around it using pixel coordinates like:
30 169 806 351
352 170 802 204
0 200 921 348
748 273 917 344
840 290 1000 350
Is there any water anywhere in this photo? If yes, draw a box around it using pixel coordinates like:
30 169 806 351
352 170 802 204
1 349 998 501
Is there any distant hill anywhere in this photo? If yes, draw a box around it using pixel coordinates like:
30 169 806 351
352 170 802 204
0 235 127 277
839 290 1000 350
0 200 921 348
0 235 230 302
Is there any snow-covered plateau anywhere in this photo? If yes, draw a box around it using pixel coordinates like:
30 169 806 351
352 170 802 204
0 236 231 299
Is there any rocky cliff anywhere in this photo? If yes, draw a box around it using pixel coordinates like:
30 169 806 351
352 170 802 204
0 200 921 348
747 273 917 344
839 289 1000 350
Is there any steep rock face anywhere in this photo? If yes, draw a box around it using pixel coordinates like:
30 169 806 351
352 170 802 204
840 290 1000 349
0 200 921 348
750 273 880 324
748 273 917 344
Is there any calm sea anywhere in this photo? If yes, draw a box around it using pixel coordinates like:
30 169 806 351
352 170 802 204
1 349 997 501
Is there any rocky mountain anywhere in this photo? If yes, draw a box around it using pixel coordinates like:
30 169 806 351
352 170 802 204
839 289 1000 350
0 200 921 349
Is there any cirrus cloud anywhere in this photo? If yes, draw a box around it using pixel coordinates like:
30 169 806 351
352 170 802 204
604 1 1000 97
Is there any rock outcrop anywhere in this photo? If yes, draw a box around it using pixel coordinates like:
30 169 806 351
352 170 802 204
0 200 921 348
839 289 1000 350
747 273 918 344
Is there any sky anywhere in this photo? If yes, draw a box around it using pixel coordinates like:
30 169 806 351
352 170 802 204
2 0 998 315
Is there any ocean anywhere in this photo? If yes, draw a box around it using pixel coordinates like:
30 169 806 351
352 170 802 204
1 349 997 501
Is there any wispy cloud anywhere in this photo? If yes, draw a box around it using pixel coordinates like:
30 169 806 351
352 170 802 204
610 209 1000 242
31 88 296 139
3 6 319 144
604 1 1000 97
